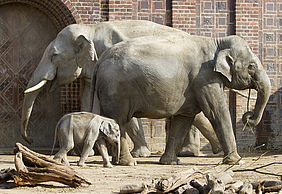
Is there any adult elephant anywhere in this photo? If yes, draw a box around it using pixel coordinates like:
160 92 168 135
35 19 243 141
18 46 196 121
91 32 271 166
21 20 220 156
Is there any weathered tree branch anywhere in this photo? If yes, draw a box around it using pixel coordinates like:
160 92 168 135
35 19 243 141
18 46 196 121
13 143 91 187
233 162 282 178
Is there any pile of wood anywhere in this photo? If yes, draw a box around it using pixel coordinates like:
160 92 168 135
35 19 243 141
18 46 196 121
119 168 282 194
0 143 91 187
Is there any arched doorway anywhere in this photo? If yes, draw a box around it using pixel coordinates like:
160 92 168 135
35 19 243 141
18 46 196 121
0 1 76 152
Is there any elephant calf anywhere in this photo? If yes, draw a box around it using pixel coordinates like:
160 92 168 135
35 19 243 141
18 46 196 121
52 112 120 167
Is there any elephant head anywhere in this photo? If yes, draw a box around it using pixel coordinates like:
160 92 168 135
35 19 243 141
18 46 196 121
21 25 97 144
99 120 121 164
215 36 271 127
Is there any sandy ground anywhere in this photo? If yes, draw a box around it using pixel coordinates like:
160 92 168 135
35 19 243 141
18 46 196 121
0 151 281 194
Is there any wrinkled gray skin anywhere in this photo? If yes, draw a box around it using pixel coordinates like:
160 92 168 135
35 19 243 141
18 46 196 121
21 20 221 157
169 112 221 156
91 32 271 166
52 112 120 167
178 125 200 156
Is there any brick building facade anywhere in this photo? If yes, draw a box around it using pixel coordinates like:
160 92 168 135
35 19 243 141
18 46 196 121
0 0 280 152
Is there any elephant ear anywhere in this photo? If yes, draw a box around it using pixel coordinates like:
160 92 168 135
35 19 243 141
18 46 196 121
214 49 234 82
99 120 120 141
75 35 98 67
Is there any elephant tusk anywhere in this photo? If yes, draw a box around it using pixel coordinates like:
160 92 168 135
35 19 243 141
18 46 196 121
24 80 47 93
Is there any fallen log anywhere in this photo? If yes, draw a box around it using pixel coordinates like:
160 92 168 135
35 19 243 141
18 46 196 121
119 166 282 194
206 173 225 194
175 184 196 194
119 184 148 194
225 180 244 193
181 187 199 194
119 168 203 194
252 180 282 188
239 183 253 194
214 171 233 185
263 184 282 193
12 143 91 187
190 179 206 194
253 180 282 193
155 168 202 193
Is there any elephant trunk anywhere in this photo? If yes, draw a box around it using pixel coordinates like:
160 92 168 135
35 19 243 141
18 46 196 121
21 89 42 144
242 70 271 127
116 141 120 164
111 140 120 165
21 78 49 144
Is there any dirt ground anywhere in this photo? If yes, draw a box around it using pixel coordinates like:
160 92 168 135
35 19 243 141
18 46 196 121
0 151 281 194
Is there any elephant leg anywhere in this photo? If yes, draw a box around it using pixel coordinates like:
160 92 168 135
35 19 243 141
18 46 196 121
178 125 200 157
97 94 136 166
74 143 95 156
78 129 98 167
160 115 194 165
118 120 137 166
167 118 200 157
198 87 241 164
126 118 151 158
53 134 73 166
96 138 113 168
193 112 222 154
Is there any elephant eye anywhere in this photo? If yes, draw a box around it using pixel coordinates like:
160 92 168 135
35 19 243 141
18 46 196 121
248 63 256 70
248 63 256 77
51 53 58 62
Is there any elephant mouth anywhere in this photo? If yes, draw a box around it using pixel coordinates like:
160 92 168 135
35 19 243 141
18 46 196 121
231 73 253 90
49 74 58 92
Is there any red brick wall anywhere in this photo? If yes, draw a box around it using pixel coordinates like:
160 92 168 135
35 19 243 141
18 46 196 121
64 0 100 23
106 0 169 25
172 1 234 37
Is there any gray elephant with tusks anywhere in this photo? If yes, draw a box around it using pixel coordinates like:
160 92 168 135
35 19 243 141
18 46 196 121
51 112 120 167
91 31 271 166
21 20 221 158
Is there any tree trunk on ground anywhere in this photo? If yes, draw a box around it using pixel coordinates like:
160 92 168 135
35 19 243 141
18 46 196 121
13 143 91 187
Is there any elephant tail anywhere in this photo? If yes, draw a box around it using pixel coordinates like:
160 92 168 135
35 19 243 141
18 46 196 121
50 116 63 156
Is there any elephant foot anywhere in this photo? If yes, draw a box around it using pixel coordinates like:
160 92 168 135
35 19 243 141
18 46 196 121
223 152 244 165
120 153 137 166
103 163 113 168
131 146 151 158
53 157 62 164
178 146 200 157
88 149 95 156
112 156 118 165
159 154 180 165
77 158 88 167
211 144 222 154
77 162 86 167
54 155 70 165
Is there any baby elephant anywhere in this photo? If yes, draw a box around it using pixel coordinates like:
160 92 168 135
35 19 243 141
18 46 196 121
52 112 120 167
